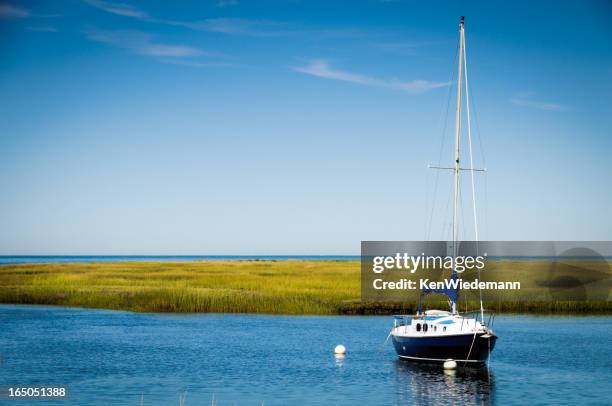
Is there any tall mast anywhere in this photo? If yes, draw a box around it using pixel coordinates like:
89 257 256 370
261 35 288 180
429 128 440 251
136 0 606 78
452 17 464 253
451 16 465 314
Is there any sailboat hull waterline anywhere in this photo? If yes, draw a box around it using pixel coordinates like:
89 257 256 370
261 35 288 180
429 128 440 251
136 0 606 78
391 311 497 366
392 330 497 365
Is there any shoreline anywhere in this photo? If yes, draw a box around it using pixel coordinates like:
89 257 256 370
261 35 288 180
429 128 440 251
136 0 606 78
2 302 612 317
1 260 610 315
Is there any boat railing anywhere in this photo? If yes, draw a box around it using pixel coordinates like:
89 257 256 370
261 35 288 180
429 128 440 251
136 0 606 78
461 309 496 328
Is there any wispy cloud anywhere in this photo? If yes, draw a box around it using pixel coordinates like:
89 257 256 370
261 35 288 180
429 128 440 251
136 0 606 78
173 18 285 36
0 3 30 18
84 0 149 19
159 58 238 68
291 59 450 93
0 3 60 19
175 19 368 38
87 29 209 58
138 43 204 57
82 1 365 38
510 92 569 111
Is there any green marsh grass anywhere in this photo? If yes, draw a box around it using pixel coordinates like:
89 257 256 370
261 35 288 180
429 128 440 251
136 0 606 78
0 260 610 314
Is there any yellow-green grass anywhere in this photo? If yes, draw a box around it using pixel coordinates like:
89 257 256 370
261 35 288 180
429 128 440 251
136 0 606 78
0 260 610 314
0 261 357 314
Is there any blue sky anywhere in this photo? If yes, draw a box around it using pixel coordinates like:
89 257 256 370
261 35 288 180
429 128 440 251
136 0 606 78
0 0 611 254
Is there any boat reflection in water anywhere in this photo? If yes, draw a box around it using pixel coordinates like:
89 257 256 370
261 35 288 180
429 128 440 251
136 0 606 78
394 360 495 406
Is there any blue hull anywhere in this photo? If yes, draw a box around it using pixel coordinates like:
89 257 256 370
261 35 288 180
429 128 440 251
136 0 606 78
392 333 496 365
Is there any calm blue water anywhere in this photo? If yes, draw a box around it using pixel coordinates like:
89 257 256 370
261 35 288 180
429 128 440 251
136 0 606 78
0 256 359 264
0 305 611 405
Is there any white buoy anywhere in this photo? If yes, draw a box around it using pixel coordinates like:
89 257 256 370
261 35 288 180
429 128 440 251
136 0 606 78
443 359 457 370
334 344 346 355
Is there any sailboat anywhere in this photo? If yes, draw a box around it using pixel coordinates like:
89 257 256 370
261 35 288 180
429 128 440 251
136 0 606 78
390 17 497 366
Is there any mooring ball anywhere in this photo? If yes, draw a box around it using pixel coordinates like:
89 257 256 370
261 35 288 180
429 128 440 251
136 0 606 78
443 359 457 369
334 345 346 354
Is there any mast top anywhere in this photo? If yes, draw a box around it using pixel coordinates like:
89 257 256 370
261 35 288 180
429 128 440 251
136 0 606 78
460 16 465 27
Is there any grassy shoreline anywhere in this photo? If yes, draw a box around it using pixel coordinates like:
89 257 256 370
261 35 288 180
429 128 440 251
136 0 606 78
0 260 610 315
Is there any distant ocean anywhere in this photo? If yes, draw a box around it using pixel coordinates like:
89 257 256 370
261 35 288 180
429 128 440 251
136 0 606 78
1 255 610 265
0 255 360 265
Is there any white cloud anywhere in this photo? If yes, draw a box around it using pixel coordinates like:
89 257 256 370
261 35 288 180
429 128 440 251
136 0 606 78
81 1 343 38
291 60 450 93
84 0 276 36
293 60 372 85
170 18 285 37
87 30 206 58
510 92 569 111
159 59 237 68
139 43 204 57
0 3 30 18
84 0 149 19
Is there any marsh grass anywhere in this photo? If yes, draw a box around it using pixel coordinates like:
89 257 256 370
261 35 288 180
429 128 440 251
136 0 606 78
0 260 610 314
0 260 356 314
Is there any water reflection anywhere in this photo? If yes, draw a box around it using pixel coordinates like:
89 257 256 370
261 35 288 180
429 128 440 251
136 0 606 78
394 360 495 405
